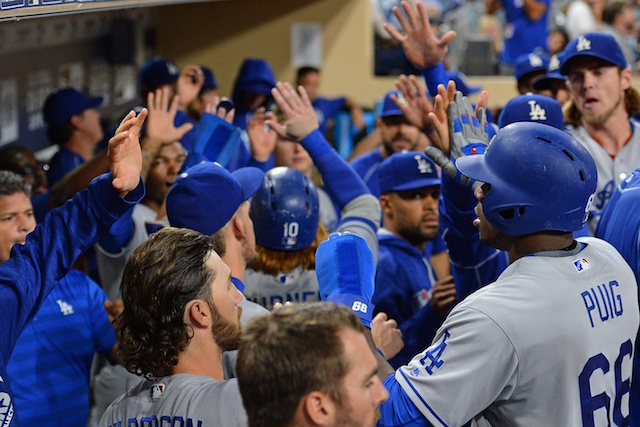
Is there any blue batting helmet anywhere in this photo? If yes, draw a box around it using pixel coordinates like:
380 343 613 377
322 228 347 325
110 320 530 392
455 122 597 235
250 167 320 251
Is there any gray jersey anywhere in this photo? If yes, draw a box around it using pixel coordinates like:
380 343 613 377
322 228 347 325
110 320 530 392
571 121 640 234
99 374 247 427
244 194 380 310
396 238 639 426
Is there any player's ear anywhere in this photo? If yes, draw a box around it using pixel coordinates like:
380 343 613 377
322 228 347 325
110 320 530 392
379 194 393 218
620 67 632 91
302 390 334 426
185 300 211 329
231 212 247 241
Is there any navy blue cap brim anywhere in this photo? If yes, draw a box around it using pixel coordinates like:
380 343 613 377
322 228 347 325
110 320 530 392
386 177 441 192
532 75 567 90
232 167 265 201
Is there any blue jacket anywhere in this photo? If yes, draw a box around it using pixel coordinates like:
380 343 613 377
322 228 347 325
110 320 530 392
373 230 444 368
0 173 144 426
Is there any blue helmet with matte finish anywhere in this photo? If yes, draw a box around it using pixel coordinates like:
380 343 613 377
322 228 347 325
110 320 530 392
455 122 597 236
250 167 320 251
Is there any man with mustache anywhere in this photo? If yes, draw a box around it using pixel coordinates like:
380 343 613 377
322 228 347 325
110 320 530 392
373 151 456 368
560 32 640 234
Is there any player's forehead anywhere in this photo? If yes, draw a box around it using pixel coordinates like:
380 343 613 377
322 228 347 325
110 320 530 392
339 328 376 380
0 191 32 215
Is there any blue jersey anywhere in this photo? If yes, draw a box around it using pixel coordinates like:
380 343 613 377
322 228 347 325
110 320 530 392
440 175 508 301
0 173 143 426
7 270 116 426
595 168 640 426
373 230 444 368
500 0 549 65
47 147 85 188
313 96 347 136
350 149 384 197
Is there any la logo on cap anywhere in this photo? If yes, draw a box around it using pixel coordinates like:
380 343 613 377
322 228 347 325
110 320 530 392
528 101 547 121
549 55 560 71
529 54 543 67
414 154 433 174
576 35 591 52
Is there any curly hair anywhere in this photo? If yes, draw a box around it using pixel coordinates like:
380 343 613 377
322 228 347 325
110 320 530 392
115 227 216 379
252 222 328 275
237 303 364 427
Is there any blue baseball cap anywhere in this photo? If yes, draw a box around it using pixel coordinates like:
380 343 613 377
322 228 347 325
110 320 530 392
166 162 264 236
200 66 218 94
514 53 550 81
497 94 564 130
43 87 103 126
447 71 482 96
378 151 441 194
532 54 567 91
139 57 180 89
379 90 406 118
559 32 628 75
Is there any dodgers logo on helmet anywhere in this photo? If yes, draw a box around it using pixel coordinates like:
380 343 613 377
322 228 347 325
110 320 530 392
250 167 320 251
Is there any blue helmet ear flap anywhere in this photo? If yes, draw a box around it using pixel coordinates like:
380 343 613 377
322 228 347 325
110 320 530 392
250 167 320 251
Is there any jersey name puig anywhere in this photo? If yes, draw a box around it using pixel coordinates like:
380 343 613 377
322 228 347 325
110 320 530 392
107 416 202 427
581 280 624 328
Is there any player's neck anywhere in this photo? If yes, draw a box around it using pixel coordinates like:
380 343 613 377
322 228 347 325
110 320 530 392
582 112 632 156
173 334 225 381
508 232 576 264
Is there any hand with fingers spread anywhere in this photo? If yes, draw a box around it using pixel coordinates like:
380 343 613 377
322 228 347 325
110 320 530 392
145 87 194 145
393 74 434 131
176 64 204 110
425 82 490 189
108 108 148 196
270 81 318 140
202 96 235 124
247 107 278 162
384 0 456 69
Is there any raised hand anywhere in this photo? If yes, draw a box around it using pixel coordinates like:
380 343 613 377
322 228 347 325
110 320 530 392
384 1 456 68
108 108 147 196
247 107 277 162
146 87 194 144
176 64 203 110
393 74 434 131
270 81 318 140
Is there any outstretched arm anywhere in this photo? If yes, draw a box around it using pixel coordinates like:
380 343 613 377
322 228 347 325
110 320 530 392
108 108 148 197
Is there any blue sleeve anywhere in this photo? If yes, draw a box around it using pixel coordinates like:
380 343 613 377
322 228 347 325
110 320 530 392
300 129 371 209
97 208 135 254
373 261 441 368
85 275 117 357
378 374 433 427
420 63 448 98
0 172 144 363
31 192 50 224
440 175 507 301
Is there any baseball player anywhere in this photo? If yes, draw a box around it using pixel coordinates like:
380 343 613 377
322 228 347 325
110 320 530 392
595 168 640 427
373 151 456 367
242 82 380 310
372 91 638 425
560 32 640 234
0 109 146 427
99 227 247 426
